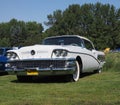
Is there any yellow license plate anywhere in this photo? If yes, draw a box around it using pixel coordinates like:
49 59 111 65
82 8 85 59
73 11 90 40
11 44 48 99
27 71 39 76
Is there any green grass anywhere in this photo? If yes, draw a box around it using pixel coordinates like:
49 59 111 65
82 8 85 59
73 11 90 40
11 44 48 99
0 52 120 105
0 71 120 105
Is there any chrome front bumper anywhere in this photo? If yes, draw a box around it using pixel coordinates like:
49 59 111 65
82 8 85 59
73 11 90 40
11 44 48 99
6 58 76 76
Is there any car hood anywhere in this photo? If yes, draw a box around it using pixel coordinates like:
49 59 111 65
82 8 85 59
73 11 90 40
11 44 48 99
8 45 73 60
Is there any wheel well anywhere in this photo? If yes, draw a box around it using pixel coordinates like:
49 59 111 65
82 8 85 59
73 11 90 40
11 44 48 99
76 56 83 72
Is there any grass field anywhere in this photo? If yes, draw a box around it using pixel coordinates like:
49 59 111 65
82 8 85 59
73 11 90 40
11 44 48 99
0 71 120 105
0 53 120 105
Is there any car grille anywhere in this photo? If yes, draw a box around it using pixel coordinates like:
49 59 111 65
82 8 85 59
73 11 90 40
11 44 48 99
9 60 67 69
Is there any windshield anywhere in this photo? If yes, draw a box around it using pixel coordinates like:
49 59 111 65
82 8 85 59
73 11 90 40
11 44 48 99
43 36 83 47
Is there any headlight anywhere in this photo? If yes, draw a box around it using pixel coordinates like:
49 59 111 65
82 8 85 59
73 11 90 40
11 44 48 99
6 52 19 60
53 49 68 57
61 50 68 57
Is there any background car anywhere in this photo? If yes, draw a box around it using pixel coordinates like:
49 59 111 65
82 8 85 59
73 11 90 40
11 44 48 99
0 47 11 74
0 47 18 75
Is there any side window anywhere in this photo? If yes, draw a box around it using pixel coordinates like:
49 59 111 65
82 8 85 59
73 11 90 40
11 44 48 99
83 39 94 50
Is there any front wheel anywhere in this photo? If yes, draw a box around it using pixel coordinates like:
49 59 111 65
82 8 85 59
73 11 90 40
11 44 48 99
69 61 80 82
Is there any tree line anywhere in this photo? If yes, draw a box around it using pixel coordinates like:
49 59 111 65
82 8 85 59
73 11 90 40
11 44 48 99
0 2 120 50
0 19 43 47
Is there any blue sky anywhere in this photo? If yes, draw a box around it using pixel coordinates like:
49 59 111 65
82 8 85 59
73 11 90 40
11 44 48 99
0 0 120 30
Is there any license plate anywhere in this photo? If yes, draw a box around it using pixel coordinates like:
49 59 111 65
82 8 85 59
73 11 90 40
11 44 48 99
27 71 39 75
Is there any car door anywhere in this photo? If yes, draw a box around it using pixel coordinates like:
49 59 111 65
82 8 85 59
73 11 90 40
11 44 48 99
82 39 99 72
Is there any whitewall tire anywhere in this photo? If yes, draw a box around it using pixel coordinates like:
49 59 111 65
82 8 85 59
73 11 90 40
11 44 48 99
72 61 80 82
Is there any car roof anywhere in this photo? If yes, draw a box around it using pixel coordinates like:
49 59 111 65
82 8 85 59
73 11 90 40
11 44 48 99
44 35 91 42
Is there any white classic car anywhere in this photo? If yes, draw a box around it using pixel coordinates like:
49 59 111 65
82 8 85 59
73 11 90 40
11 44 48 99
5 35 105 82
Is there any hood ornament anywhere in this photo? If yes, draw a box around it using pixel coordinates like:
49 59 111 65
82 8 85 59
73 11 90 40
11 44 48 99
31 50 35 55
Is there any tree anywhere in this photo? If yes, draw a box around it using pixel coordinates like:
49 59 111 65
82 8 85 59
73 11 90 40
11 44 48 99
0 37 10 47
0 18 44 47
45 3 120 50
24 21 43 45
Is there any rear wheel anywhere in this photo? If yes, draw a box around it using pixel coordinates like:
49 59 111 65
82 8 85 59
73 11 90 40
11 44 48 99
97 69 102 73
94 69 102 74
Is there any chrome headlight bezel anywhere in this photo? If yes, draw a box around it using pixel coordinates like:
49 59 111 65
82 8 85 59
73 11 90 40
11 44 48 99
53 49 68 57
6 52 19 60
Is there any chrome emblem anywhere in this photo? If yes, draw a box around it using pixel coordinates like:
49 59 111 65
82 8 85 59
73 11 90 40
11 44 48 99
31 50 35 55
